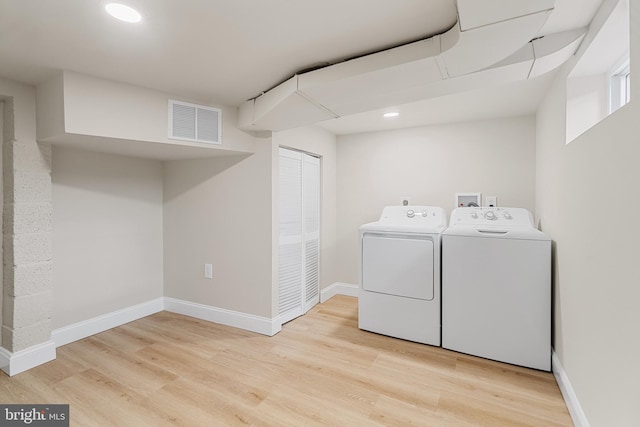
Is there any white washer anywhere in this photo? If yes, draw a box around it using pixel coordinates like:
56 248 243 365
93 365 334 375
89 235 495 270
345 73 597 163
359 206 447 346
442 207 551 371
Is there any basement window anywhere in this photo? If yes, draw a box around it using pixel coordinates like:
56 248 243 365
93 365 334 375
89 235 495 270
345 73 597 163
565 0 630 144
610 60 631 113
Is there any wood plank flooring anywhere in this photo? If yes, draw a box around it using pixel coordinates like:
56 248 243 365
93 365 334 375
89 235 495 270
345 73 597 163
0 296 573 426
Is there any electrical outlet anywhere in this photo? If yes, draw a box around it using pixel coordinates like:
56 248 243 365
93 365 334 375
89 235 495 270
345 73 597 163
485 196 497 207
204 263 213 279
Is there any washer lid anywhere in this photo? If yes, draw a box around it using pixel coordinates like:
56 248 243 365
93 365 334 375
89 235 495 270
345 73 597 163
443 225 549 240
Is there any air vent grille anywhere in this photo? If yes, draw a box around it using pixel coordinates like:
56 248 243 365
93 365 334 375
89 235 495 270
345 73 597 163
169 100 222 144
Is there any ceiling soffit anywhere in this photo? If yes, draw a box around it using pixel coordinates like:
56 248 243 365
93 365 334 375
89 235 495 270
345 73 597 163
239 0 585 132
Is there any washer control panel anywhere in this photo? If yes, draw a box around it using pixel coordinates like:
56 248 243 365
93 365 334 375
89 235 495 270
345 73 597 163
450 207 534 228
378 205 447 227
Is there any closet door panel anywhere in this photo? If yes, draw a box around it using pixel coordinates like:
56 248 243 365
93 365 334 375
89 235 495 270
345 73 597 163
278 148 320 322
278 149 303 321
303 154 320 312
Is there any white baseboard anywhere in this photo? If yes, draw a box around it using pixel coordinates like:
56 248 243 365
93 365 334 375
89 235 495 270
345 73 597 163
0 340 56 376
321 282 359 303
552 350 590 427
164 297 280 336
51 298 164 348
13 292 347 375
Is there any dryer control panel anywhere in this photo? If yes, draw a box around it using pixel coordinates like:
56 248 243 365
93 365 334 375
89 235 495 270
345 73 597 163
450 207 534 228
378 205 447 227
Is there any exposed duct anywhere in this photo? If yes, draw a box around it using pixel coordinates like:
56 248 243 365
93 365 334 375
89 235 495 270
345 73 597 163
239 0 585 132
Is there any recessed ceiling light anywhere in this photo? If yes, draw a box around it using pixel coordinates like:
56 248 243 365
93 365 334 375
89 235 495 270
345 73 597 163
383 112 399 118
105 3 142 23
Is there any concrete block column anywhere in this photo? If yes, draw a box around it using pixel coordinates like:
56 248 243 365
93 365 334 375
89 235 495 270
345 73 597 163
2 97 54 354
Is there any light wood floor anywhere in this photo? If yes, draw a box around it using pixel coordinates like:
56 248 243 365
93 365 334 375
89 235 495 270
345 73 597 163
0 296 572 426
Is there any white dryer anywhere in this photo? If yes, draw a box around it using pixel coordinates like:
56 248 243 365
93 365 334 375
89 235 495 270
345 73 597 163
359 206 447 346
442 207 551 371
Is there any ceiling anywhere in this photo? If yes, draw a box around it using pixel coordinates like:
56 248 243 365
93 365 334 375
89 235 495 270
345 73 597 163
0 0 604 135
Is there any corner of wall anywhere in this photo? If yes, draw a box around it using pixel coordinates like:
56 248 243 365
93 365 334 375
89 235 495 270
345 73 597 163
35 72 65 141
320 282 359 303
552 351 590 427
0 340 56 377
1 79 54 372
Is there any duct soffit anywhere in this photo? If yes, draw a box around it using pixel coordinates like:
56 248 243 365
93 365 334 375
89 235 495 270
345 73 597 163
239 0 586 132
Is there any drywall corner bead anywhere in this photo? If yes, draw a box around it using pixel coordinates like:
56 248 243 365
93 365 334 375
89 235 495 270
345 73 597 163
11 232 52 265
10 171 51 203
7 262 53 297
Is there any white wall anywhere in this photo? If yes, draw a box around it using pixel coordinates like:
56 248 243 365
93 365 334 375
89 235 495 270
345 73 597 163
35 71 256 161
0 78 37 142
60 72 255 153
535 1 640 424
0 101 3 345
335 116 536 284
565 0 631 146
163 125 337 320
272 126 337 291
163 145 273 318
566 73 609 142
51 147 164 328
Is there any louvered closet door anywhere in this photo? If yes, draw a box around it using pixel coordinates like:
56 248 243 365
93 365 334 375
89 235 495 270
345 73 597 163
302 154 320 313
278 148 320 324
279 148 303 323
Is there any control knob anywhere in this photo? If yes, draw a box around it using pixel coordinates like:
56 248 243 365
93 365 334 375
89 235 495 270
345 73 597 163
484 211 497 220
407 210 415 218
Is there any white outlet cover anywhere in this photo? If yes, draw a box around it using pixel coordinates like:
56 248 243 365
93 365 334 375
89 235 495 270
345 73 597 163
204 263 213 279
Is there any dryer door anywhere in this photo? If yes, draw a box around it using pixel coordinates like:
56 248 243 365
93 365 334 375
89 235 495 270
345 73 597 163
362 234 434 300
